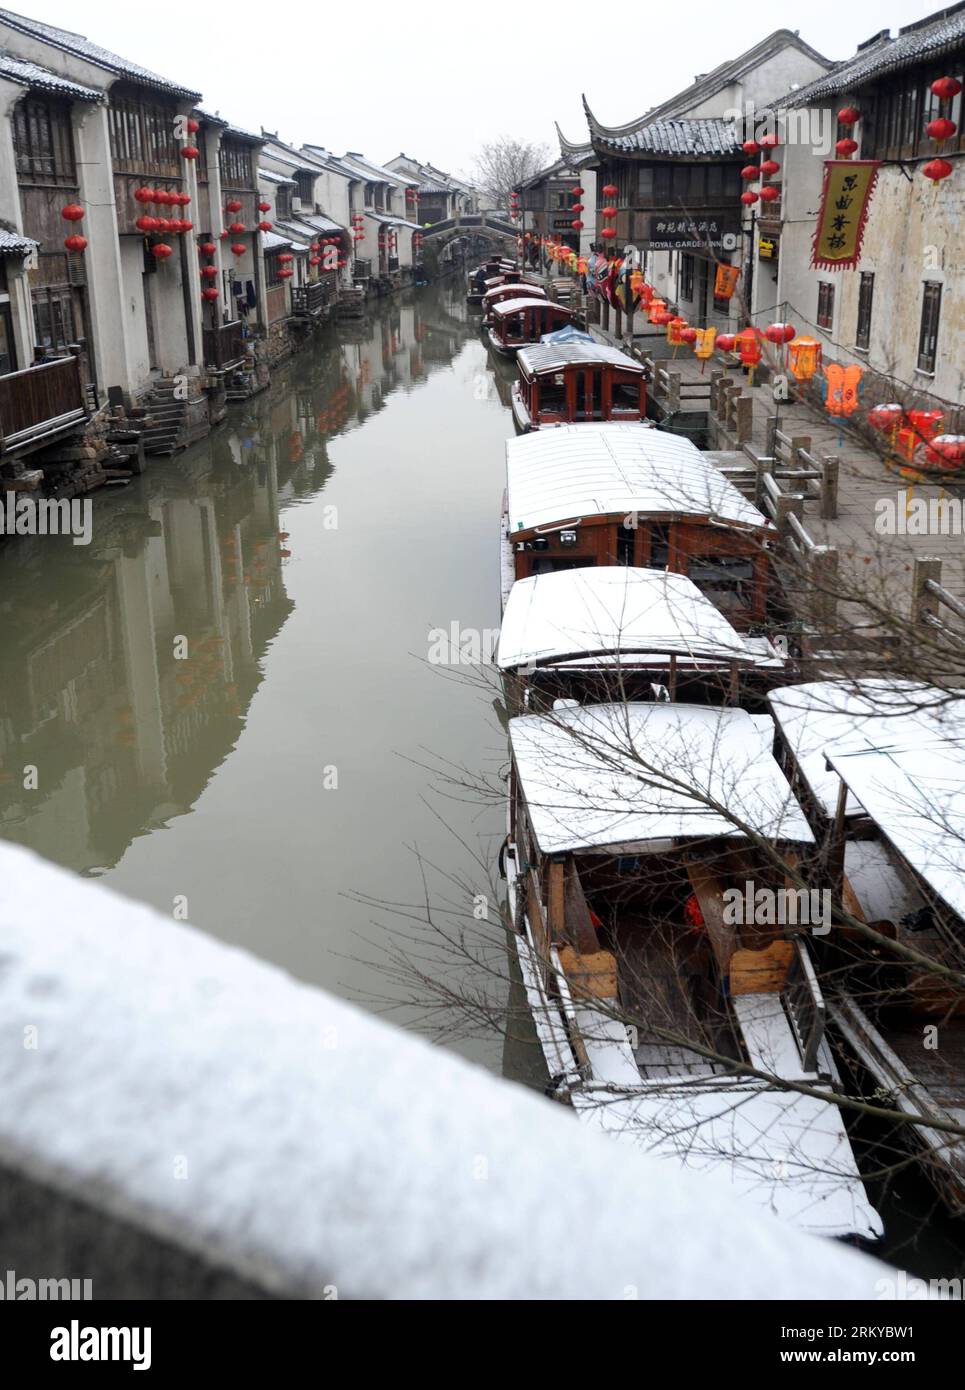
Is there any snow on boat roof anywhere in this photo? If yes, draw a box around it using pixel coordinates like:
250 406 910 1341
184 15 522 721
509 701 814 854
767 679 965 821
492 297 564 318
517 343 643 375
483 283 547 303
497 567 772 670
506 423 770 533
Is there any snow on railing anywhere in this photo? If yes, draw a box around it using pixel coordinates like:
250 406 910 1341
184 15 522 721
0 841 895 1300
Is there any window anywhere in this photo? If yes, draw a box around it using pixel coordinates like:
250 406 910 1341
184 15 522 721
680 254 695 301
817 281 834 330
275 185 292 220
296 172 314 205
219 139 253 190
265 255 286 289
108 92 179 172
855 273 874 350
13 97 76 183
917 282 942 373
31 287 76 351
0 304 16 375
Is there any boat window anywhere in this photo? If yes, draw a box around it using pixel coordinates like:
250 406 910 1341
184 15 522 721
648 523 671 568
539 371 566 414
617 521 635 566
611 379 641 411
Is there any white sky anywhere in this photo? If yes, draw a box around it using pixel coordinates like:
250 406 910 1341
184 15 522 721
5 0 942 178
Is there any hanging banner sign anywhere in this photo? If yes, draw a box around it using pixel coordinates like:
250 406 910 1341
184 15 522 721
645 216 739 252
811 160 881 270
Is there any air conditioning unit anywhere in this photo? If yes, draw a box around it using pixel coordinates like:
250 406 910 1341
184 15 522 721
291 196 303 212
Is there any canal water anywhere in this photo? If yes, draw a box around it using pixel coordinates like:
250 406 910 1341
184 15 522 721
0 279 514 1071
1 274 962 1276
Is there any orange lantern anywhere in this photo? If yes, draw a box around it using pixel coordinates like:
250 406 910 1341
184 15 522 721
714 264 740 300
735 326 762 365
667 315 688 346
786 336 822 382
824 362 864 418
648 297 667 324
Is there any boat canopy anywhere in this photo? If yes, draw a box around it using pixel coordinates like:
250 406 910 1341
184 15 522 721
483 283 546 306
506 423 770 534
516 343 643 377
509 701 814 855
497 568 780 671
491 297 559 318
539 325 596 345
767 679 965 821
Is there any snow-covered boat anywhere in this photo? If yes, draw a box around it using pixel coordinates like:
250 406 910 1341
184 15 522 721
511 342 650 433
486 298 577 357
482 281 547 327
768 678 965 1212
502 697 882 1241
500 423 777 631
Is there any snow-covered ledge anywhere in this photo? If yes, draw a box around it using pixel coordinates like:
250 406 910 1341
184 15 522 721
0 841 891 1300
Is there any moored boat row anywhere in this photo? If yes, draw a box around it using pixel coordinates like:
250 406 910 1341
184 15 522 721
476 279 965 1241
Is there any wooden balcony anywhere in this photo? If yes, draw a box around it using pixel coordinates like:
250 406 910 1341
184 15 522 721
291 280 335 319
202 319 247 371
0 357 87 456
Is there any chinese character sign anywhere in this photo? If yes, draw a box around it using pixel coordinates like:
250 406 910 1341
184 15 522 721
811 160 881 270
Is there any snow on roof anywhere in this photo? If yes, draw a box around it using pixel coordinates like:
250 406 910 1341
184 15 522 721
766 679 965 821
483 283 547 304
517 343 642 375
258 168 296 187
0 838 894 1300
0 8 200 98
337 151 416 186
510 701 814 854
787 8 965 106
0 51 102 101
262 231 295 251
0 226 38 256
506 423 770 534
497 567 777 671
492 297 569 318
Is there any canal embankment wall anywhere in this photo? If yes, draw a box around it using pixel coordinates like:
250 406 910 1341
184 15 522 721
0 838 899 1300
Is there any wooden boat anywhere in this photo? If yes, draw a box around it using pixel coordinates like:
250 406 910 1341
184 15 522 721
501 423 775 630
767 678 965 1212
502 696 882 1240
467 259 510 304
482 281 547 326
511 343 649 433
487 298 577 357
497 566 784 713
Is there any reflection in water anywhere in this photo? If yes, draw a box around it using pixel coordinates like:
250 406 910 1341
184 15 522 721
0 281 518 1072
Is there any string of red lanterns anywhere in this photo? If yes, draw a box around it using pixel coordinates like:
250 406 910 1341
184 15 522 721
923 76 960 182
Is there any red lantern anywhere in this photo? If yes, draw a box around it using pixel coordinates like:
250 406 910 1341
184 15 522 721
868 403 904 432
176 192 191 207
278 253 293 263
201 265 218 280
134 187 153 203
135 215 158 233
180 220 194 233
258 201 271 212
151 243 173 260
740 165 759 181
923 158 953 182
600 226 617 240
277 268 293 279
680 327 698 345
571 202 584 212
61 202 85 222
759 133 780 149
931 76 963 101
571 219 584 230
760 159 780 177
835 138 858 157
925 435 965 468
201 287 219 303
764 322 795 344
927 117 957 141
230 243 246 256
601 205 617 218
571 186 584 195
258 221 273 232
309 256 321 266
220 230 230 239
64 234 87 252
736 327 763 366
155 189 174 205
186 118 200 134
759 185 780 202
225 199 242 214
716 333 736 353
229 221 245 234
601 183 618 196
741 139 760 155
740 191 759 205
155 218 171 232
653 310 674 327
837 106 860 127
180 145 199 160
199 241 216 255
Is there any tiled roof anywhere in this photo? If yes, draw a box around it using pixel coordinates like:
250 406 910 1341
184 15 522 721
337 152 417 186
787 5 965 104
555 123 596 167
589 114 741 157
0 51 102 100
0 226 37 256
0 8 201 98
258 168 296 186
